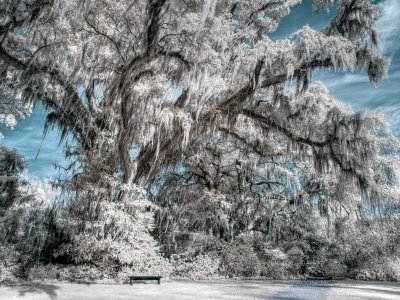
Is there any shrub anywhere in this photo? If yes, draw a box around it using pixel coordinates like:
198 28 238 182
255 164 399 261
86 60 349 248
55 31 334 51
27 264 101 283
0 175 60 280
260 248 290 279
286 247 305 276
0 245 20 285
219 243 260 277
305 246 347 278
171 254 220 280
355 257 400 281
54 187 171 277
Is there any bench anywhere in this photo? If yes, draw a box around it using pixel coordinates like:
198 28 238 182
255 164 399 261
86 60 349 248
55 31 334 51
128 276 162 285
305 275 333 281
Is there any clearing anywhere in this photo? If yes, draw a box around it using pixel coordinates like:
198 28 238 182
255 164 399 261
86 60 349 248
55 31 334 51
0 279 399 300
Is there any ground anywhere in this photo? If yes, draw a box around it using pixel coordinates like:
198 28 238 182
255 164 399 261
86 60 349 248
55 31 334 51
1 280 399 300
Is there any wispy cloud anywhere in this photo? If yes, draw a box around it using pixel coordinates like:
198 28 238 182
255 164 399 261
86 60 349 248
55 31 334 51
375 0 400 55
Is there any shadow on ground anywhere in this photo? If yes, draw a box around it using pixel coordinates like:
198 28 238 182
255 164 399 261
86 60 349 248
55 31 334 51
16 284 60 299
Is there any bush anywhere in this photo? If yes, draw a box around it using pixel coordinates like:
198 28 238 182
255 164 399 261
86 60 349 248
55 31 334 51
0 173 60 272
355 257 400 281
27 264 101 283
54 187 172 277
286 247 305 276
0 245 20 285
260 248 289 279
219 243 260 277
171 254 220 280
305 247 347 278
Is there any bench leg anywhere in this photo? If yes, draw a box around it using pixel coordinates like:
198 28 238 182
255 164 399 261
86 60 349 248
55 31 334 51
158 279 160 284
130 279 132 285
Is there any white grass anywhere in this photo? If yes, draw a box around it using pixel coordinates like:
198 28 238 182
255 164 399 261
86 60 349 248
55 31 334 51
1 280 400 300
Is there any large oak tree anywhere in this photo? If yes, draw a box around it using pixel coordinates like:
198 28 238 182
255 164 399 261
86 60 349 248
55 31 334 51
0 0 393 203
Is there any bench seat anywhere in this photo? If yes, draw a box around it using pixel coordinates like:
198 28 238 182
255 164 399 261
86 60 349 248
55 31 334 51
128 276 162 285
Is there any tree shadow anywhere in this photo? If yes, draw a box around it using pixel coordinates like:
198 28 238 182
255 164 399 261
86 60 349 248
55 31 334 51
330 285 400 298
16 284 59 299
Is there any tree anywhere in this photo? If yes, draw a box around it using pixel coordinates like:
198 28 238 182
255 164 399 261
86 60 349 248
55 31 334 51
0 67 32 140
1 0 399 281
0 0 389 196
151 81 400 277
0 146 25 211
0 162 61 279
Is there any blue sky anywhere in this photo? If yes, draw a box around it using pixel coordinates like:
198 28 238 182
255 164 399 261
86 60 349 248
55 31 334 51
1 0 399 178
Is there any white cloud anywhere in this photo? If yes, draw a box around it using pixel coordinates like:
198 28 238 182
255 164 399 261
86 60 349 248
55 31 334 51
375 0 400 54
323 73 367 89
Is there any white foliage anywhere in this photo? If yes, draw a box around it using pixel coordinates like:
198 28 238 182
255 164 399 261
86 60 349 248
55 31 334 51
55 184 170 275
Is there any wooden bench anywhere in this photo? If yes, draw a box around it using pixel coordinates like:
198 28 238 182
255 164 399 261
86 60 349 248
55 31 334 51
128 276 162 285
305 275 333 281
